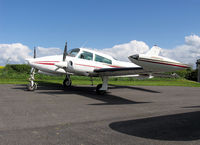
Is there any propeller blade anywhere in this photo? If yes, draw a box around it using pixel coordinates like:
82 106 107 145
34 47 36 59
63 42 68 61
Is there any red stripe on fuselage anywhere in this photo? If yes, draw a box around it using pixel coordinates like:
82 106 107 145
139 59 189 68
105 64 121 68
34 61 123 68
75 63 122 69
35 61 60 62
35 62 55 65
34 61 60 65
75 63 102 69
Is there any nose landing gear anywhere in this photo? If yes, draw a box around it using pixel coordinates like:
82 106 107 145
27 68 37 91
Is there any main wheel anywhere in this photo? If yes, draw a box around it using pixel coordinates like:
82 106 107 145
27 82 37 91
96 84 106 95
63 78 72 88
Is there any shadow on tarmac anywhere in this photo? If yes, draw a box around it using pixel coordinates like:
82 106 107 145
109 84 160 93
109 111 200 141
13 82 158 105
182 106 200 109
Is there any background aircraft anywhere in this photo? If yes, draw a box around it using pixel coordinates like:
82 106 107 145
26 42 189 94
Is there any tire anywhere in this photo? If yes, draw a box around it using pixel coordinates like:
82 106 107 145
27 83 37 91
34 83 37 90
96 84 106 95
63 79 72 88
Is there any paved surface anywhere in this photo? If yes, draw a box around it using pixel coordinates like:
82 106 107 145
0 84 200 145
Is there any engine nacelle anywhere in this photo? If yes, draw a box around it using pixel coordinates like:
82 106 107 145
38 70 59 76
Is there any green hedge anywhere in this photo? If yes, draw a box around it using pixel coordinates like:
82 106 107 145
175 68 197 81
4 64 31 74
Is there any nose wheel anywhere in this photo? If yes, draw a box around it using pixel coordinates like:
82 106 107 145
27 81 37 91
63 74 72 88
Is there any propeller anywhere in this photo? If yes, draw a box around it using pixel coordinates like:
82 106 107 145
54 42 74 73
63 41 68 61
34 46 36 59
55 41 69 70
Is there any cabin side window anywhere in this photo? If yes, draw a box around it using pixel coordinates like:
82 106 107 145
95 54 112 64
79 51 93 60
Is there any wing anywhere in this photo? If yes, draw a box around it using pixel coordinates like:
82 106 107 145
94 67 151 76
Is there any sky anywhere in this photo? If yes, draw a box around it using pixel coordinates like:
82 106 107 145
0 0 200 66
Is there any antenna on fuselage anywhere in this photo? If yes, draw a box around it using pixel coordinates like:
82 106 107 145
63 41 68 61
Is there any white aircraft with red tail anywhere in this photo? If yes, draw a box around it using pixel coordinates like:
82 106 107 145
26 42 189 94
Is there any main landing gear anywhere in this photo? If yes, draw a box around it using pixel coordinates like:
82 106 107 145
27 68 37 91
63 74 72 88
62 75 108 95
96 76 108 95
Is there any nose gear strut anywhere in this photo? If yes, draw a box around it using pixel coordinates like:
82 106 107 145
27 68 37 91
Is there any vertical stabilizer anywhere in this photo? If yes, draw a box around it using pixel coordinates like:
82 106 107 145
146 45 161 56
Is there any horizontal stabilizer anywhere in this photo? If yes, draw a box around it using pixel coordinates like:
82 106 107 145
128 45 190 72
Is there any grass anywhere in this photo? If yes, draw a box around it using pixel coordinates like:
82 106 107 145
0 74 200 87
0 67 200 87
109 78 200 87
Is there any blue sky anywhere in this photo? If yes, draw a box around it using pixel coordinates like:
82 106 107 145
1 0 200 50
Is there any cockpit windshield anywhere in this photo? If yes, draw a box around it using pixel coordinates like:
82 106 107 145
68 48 80 57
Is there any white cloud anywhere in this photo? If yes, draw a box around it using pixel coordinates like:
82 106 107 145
185 35 200 46
36 46 62 57
99 40 150 61
0 44 62 65
161 34 200 67
0 43 31 65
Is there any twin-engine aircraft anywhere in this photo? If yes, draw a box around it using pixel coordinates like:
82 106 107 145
26 42 189 94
